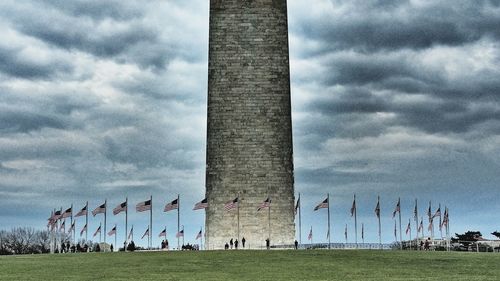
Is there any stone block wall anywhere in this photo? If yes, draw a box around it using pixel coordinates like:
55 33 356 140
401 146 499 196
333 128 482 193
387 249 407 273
205 0 295 249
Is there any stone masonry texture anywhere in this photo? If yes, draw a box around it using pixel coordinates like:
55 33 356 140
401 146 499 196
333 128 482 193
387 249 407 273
205 0 295 249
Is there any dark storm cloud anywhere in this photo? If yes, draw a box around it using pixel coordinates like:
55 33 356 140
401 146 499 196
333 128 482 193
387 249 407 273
0 1 176 69
294 0 500 54
0 109 67 133
40 0 144 21
0 45 73 79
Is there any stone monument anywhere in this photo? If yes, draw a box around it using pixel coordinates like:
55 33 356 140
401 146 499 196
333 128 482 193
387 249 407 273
205 0 295 249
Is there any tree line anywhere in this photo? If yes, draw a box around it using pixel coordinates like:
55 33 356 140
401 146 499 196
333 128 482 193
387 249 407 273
0 227 51 255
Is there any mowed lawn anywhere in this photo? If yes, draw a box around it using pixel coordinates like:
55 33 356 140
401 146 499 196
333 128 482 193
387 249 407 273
1 250 500 281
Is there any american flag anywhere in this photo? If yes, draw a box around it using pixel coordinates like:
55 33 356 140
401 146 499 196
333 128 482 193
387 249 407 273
164 198 179 212
158 228 166 237
113 201 127 215
392 198 400 218
68 221 75 234
441 208 449 228
257 197 271 211
176 229 184 238
52 209 62 221
75 205 87 217
427 202 432 222
196 230 202 240
294 196 300 216
61 207 72 219
80 224 87 236
308 227 313 241
350 196 356 216
47 212 55 227
314 198 328 211
136 199 152 212
193 198 208 210
418 218 423 232
92 202 106 216
128 227 133 240
141 228 149 239
60 220 66 231
224 197 239 211
93 225 101 237
432 207 441 220
405 220 411 235
108 225 117 236
374 197 381 218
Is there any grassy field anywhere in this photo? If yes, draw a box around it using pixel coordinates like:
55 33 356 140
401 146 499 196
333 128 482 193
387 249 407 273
1 250 500 281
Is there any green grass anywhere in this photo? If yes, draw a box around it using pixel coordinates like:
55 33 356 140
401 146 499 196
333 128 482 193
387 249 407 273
1 250 500 280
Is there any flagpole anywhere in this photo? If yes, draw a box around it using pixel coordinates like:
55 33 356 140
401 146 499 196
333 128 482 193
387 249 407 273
446 207 450 251
398 198 402 250
377 196 381 249
99 222 102 244
354 194 358 249
182 225 185 246
361 223 364 244
327 193 331 249
104 199 107 252
115 224 117 251
268 197 271 244
71 203 74 245
409 219 412 250
414 199 418 250
201 227 203 250
125 197 128 248
85 201 88 243
237 195 240 243
421 216 424 242
52 208 56 253
439 203 443 241
429 201 434 239
59 206 62 253
298 193 302 245
177 194 180 250
345 224 347 245
150 195 153 250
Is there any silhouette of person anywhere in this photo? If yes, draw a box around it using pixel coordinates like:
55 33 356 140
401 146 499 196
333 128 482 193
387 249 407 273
230 238 233 249
234 239 239 249
294 240 298 250
266 238 270 250
242 237 246 248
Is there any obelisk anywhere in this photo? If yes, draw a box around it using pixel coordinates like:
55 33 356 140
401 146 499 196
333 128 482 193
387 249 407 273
205 0 295 249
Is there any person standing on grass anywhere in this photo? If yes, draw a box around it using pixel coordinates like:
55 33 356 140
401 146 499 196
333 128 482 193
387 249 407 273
266 238 270 250
242 237 246 248
230 238 233 249
294 240 298 250
235 239 239 249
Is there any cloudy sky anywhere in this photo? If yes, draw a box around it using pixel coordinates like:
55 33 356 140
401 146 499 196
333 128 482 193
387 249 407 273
1 0 499 247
